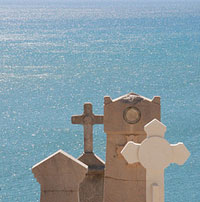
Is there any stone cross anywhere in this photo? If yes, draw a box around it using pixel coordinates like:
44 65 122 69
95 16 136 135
71 103 103 153
121 119 190 202
71 103 105 202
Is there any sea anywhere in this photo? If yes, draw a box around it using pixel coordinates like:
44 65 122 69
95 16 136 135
0 0 199 201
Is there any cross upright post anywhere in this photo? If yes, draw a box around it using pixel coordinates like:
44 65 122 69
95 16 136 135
71 103 104 153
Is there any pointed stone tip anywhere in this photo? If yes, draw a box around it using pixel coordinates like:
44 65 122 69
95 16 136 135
171 143 190 165
119 93 144 104
71 116 75 123
84 102 92 106
32 149 88 171
104 96 112 104
32 149 65 171
129 92 138 96
152 96 160 104
144 119 166 138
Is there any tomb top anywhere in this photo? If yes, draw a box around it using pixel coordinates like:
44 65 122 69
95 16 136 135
104 92 160 105
104 92 161 135
32 150 88 191
32 150 88 175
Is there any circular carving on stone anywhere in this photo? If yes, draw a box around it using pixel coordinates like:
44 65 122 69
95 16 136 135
138 137 172 170
123 107 141 124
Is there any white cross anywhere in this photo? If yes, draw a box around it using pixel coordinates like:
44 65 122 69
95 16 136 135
121 119 190 202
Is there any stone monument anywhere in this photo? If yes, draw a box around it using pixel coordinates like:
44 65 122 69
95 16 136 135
71 103 105 202
121 119 190 202
32 92 190 202
103 92 161 202
32 150 88 202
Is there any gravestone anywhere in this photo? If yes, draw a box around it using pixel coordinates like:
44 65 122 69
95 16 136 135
103 92 160 202
32 150 88 202
121 119 190 202
71 103 105 202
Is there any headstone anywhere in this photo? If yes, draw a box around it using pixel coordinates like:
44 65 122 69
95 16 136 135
71 103 105 202
121 119 190 202
32 150 88 202
103 92 160 202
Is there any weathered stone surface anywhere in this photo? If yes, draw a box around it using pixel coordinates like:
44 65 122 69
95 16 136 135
40 191 78 202
71 103 103 153
79 172 104 202
32 150 88 202
71 103 105 202
103 178 146 202
78 152 104 174
105 134 145 181
103 92 160 202
104 93 160 135
78 152 105 202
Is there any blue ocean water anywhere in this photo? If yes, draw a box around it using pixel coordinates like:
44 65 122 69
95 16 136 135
0 0 199 201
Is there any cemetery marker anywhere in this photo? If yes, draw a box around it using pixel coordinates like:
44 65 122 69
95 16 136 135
72 103 105 202
32 150 88 202
121 119 190 202
71 103 103 153
32 92 190 202
103 92 160 202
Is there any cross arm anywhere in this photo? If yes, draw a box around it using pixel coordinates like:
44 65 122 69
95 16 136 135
93 115 104 124
121 141 140 164
171 143 190 165
71 115 84 125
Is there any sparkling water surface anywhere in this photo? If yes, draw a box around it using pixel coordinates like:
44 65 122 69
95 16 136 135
0 1 199 201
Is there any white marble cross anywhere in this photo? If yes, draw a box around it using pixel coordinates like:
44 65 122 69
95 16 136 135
71 103 103 153
121 119 190 202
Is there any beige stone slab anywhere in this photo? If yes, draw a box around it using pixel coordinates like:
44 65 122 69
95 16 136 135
103 178 146 202
40 191 79 202
79 174 104 202
32 150 88 202
103 93 161 202
105 134 146 181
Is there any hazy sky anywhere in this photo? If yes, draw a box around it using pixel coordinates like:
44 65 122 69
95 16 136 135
0 0 199 3
0 0 199 8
